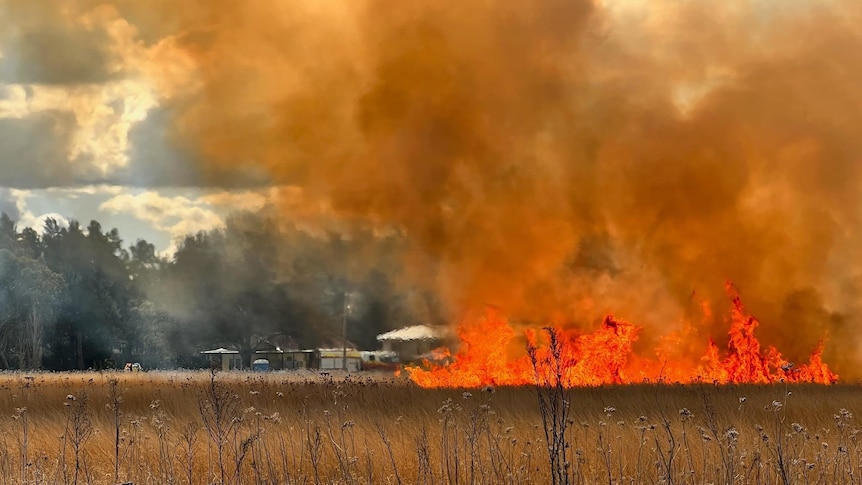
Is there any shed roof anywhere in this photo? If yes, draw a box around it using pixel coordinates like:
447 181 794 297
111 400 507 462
376 325 444 342
200 347 240 354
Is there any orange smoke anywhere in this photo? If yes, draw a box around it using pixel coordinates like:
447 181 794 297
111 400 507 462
407 283 837 387
155 0 862 377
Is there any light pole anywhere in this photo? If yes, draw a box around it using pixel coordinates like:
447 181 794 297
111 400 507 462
342 298 350 371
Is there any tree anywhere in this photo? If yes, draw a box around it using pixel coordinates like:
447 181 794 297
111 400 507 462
0 249 19 368
0 243 65 369
42 220 135 370
15 257 65 369
0 208 442 370
0 212 16 250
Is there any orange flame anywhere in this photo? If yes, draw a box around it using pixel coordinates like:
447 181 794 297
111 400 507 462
406 283 837 387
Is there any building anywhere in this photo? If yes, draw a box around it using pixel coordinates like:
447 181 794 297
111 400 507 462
376 325 448 362
251 348 363 371
200 347 242 371
317 349 362 372
254 348 311 370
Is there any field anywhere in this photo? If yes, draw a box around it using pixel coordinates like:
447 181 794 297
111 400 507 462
0 371 859 484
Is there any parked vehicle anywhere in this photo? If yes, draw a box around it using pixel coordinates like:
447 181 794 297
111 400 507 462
360 350 400 371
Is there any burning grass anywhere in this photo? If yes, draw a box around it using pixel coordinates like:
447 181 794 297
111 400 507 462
0 371 858 484
406 284 838 388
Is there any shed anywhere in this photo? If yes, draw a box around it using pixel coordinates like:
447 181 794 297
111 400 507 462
273 349 361 371
256 348 313 370
376 325 448 362
200 348 242 371
318 349 362 372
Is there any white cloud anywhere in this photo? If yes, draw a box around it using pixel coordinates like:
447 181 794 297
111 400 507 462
0 85 30 118
9 189 70 232
0 4 197 185
0 80 159 180
19 212 69 232
44 184 125 197
199 191 269 212
9 189 31 214
99 191 227 252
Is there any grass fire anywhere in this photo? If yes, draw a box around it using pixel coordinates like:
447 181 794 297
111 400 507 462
407 283 837 388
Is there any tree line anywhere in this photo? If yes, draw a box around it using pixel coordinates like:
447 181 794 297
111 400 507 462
0 211 440 370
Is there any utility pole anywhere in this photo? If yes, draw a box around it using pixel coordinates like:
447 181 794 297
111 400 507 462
342 296 349 371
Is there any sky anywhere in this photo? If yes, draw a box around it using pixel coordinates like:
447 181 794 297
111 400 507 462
0 2 281 255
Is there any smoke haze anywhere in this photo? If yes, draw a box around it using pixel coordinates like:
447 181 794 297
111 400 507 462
3 1 862 374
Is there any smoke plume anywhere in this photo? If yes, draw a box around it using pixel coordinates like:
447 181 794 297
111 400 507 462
5 1 862 374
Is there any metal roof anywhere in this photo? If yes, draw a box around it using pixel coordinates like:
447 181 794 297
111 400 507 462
376 325 444 342
200 347 240 354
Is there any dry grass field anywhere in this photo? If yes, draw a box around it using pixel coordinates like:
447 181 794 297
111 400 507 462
0 370 859 484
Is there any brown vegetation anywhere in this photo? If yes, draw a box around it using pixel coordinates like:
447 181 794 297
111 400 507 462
0 371 858 484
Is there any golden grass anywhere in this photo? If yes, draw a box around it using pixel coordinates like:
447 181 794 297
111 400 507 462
0 370 858 484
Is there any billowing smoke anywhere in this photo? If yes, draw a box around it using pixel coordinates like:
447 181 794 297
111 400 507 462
4 1 862 374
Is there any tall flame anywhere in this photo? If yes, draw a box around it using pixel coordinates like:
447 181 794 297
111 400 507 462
406 283 837 388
